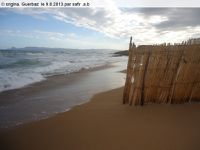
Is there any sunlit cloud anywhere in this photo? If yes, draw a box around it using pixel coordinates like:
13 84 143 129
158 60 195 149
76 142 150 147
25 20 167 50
2 6 200 46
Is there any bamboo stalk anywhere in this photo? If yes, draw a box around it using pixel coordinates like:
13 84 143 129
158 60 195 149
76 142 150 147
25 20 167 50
123 37 133 104
141 51 151 106
123 42 200 105
168 49 185 104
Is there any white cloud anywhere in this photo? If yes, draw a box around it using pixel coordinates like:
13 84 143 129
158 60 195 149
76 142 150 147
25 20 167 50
3 6 200 45
0 29 79 41
34 30 65 40
43 7 200 44
0 28 122 49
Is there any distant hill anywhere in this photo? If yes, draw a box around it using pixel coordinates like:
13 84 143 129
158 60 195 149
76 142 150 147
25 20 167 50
113 50 128 57
2 47 74 51
1 47 116 51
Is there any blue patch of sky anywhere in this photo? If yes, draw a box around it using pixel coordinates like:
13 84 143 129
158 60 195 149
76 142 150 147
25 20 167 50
0 9 126 49
0 10 101 37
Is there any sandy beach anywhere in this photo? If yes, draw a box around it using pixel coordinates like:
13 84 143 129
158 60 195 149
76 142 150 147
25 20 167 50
1 6 200 150
1 86 200 150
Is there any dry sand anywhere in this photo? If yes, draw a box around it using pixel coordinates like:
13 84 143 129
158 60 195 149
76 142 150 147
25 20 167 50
1 87 200 150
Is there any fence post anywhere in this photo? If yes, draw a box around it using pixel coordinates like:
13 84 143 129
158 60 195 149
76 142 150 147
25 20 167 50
123 37 133 104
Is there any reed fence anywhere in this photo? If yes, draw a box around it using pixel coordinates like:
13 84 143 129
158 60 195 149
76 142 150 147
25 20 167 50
123 37 200 105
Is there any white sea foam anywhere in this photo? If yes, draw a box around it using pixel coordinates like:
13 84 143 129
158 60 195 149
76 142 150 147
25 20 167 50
0 49 125 92
0 70 45 92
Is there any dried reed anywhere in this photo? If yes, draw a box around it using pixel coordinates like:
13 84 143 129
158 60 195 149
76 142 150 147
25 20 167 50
123 38 200 105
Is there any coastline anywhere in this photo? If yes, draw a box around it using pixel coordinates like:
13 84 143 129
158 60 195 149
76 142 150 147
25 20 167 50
1 60 200 150
0 62 126 128
0 63 113 95
1 87 200 150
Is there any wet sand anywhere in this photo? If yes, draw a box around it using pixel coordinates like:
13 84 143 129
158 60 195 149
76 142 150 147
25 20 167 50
0 63 126 128
1 87 200 150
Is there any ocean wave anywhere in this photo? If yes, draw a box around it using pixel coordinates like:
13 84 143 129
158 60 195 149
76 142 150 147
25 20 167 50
0 70 44 92
0 59 41 69
0 49 126 92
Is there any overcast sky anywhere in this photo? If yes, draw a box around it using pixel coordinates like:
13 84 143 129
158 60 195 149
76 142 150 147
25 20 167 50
0 7 200 49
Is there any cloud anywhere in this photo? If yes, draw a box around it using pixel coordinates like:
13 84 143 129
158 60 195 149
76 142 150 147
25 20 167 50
0 29 35 38
34 30 66 40
2 7 200 45
155 8 200 30
132 8 200 30
0 29 79 41
42 7 200 44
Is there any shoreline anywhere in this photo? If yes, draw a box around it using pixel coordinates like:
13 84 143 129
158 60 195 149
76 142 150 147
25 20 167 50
0 64 113 107
0 63 114 95
1 87 200 150
0 62 126 128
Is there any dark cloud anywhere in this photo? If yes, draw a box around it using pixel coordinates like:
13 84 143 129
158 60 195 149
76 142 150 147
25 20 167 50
123 8 172 16
155 8 200 30
2 7 200 44
124 8 200 31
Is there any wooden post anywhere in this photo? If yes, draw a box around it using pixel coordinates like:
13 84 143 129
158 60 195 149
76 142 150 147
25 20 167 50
123 37 133 104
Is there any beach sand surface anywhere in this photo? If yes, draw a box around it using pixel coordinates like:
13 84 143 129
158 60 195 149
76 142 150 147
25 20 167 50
1 87 200 150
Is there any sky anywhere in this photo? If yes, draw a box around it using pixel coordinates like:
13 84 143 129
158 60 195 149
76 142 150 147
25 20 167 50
0 7 200 49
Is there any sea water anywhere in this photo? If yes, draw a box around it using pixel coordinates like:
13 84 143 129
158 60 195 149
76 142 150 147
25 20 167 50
0 48 127 128
0 48 126 92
